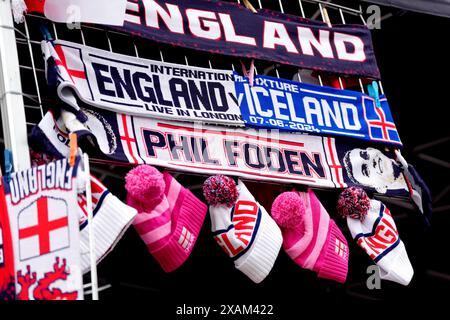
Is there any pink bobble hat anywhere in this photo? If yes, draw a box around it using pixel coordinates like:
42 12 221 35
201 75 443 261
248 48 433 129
271 189 349 283
125 165 207 272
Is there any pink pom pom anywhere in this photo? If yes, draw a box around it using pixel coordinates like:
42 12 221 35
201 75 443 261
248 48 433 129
337 187 370 221
271 192 305 228
203 175 239 207
125 165 165 203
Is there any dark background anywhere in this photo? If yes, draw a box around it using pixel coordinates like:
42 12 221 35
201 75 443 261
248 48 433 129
1 0 449 314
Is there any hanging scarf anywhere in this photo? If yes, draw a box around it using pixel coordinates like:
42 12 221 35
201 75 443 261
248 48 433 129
30 107 414 200
0 181 15 300
27 0 380 78
42 39 398 146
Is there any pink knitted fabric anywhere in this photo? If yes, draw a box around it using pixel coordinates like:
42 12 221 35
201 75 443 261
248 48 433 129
126 165 207 272
271 189 349 283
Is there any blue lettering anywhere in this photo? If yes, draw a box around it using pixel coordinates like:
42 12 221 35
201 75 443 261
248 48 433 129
92 62 115 97
110 67 137 100
224 140 240 167
285 150 303 175
133 72 157 103
244 143 265 169
142 130 167 157
167 133 193 162
301 153 325 178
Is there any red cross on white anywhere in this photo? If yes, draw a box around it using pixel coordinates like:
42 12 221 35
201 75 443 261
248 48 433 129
326 137 344 188
335 238 348 258
18 197 69 260
178 227 193 250
120 114 138 163
118 114 143 164
54 45 86 82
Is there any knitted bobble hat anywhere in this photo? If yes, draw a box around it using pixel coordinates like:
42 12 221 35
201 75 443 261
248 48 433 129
339 188 414 286
125 165 166 210
78 175 137 274
270 191 305 230
203 175 239 208
205 177 282 283
271 189 349 283
337 187 371 221
126 165 207 272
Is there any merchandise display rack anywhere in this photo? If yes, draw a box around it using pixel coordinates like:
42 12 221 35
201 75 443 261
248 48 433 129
2 0 446 302
3 0 383 181
0 0 391 300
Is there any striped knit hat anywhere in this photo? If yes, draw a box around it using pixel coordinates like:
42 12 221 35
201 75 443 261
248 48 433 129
271 189 349 283
125 165 207 272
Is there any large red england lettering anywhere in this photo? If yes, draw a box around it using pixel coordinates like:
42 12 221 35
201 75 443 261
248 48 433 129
214 200 260 258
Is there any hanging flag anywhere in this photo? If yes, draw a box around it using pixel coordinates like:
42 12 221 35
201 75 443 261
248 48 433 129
24 0 127 25
118 0 381 79
362 0 450 19
28 0 380 78
3 158 84 300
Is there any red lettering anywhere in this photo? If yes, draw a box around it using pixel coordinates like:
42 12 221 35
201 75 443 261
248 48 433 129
216 233 245 256
374 223 397 244
234 200 258 215
233 216 256 231
362 236 387 256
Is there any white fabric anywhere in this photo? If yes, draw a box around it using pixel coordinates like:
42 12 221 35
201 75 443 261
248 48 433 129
347 199 414 286
78 176 137 274
11 0 27 24
44 0 127 26
209 180 282 283
378 241 413 285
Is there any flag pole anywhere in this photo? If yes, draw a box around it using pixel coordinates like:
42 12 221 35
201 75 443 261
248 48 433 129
83 152 99 300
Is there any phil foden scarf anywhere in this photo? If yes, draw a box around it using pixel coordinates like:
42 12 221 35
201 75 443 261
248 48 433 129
30 107 413 200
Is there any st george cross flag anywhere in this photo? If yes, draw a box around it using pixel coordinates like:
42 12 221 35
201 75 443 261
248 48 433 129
3 158 84 300
24 0 127 25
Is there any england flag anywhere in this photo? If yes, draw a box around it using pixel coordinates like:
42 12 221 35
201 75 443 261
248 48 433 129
18 196 70 261
3 158 84 300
